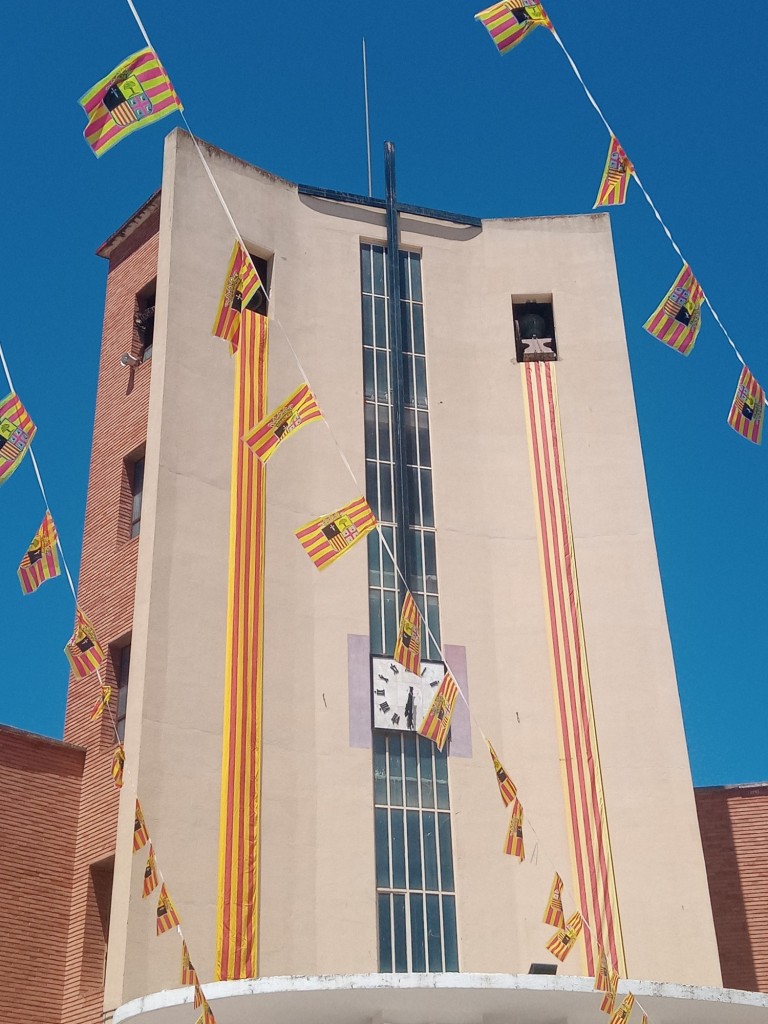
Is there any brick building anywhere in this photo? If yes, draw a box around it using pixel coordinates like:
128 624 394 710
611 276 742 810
2 132 767 1023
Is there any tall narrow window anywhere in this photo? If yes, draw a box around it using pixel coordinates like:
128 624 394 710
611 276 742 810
116 643 130 742
129 457 144 538
134 280 156 363
361 242 458 972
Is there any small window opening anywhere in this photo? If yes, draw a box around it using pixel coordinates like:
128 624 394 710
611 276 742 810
115 643 130 742
244 254 270 314
134 280 156 362
128 456 144 538
513 298 557 362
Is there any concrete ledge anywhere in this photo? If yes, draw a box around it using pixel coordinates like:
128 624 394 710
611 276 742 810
113 972 768 1023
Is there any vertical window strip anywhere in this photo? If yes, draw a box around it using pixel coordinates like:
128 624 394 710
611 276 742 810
361 242 458 973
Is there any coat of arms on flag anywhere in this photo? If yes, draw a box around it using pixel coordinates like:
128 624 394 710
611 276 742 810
143 845 159 898
17 510 60 594
80 48 182 156
133 799 150 852
543 872 565 928
295 497 377 570
417 671 458 751
156 883 181 935
545 910 584 961
212 242 263 349
728 365 764 445
65 608 104 679
393 591 422 675
643 264 704 355
487 740 518 806
594 136 633 208
112 745 125 789
475 0 551 55
0 392 35 486
244 382 322 462
503 797 525 860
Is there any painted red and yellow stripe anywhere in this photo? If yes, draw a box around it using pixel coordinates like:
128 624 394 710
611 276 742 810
216 310 269 980
522 361 625 975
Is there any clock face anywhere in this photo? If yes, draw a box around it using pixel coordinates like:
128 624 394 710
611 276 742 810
371 656 444 733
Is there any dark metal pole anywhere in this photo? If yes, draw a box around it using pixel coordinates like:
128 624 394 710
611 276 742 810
384 141 411 593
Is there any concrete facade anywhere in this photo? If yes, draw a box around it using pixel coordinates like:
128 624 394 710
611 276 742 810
87 128 723 1014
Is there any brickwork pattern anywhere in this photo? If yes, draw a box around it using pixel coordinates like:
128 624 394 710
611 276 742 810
0 726 84 1024
696 784 768 992
60 208 157 1024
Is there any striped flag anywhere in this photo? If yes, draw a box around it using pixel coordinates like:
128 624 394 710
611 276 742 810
475 0 551 55
594 944 610 992
594 136 633 208
0 392 35 486
417 671 458 751
295 497 377 570
601 966 620 1014
503 797 525 860
643 264 704 356
393 591 422 674
142 845 159 898
17 511 60 594
244 382 322 463
543 873 565 928
545 910 584 962
65 608 104 679
112 745 125 789
133 799 149 852
89 686 112 721
212 242 263 350
196 997 216 1024
194 982 206 1011
156 883 181 935
487 740 517 807
80 48 182 157
609 992 635 1024
181 940 201 992
728 366 764 445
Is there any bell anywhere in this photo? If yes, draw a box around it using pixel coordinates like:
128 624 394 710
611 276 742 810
519 312 547 340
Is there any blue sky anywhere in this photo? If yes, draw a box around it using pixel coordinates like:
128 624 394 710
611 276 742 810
0 1 765 787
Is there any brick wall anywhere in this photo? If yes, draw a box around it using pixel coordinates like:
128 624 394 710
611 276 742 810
0 726 84 1024
696 784 768 992
60 202 157 1024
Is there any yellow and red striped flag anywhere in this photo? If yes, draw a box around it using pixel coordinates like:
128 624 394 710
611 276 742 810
80 48 182 157
543 872 565 928
609 992 635 1024
181 940 201 991
643 264 704 356
133 799 150 852
728 365 764 445
475 1 551 55
594 136 633 208
295 497 377 570
393 591 422 675
196 997 216 1024
417 671 458 752
194 982 206 1010
142 844 159 898
112 745 125 789
487 740 517 807
0 392 35 486
503 797 525 861
212 242 263 350
156 883 180 935
601 965 620 1013
244 382 322 463
546 910 584 962
89 686 112 721
17 511 60 594
641 1015 648 1024
65 608 104 679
